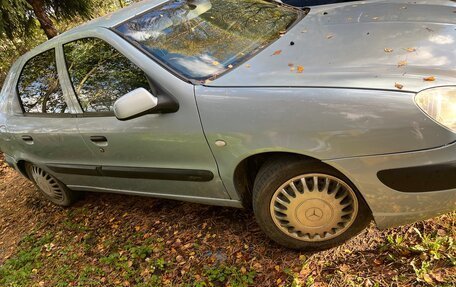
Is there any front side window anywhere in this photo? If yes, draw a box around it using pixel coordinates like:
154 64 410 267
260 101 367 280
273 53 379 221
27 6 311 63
63 38 151 113
115 0 300 81
17 49 68 114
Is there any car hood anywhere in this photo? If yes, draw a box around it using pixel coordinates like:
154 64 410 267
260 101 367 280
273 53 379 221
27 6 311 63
208 0 456 92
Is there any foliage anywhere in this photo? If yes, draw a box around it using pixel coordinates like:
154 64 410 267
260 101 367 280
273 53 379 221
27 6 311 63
0 0 131 90
0 0 93 39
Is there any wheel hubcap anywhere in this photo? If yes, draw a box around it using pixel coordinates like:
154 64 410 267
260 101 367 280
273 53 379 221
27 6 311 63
270 174 358 242
30 166 64 201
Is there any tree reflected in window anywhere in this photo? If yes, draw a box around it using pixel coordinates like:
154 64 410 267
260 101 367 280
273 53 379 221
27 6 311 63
17 49 68 114
116 0 299 80
64 38 152 113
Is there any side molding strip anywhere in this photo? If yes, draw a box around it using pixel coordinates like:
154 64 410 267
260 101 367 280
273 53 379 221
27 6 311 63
47 164 214 182
377 161 456 192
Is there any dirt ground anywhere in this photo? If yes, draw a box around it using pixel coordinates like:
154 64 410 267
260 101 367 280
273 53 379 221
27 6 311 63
0 154 454 287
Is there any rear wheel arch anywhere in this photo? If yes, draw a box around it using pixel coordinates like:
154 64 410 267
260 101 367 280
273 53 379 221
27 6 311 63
16 160 30 179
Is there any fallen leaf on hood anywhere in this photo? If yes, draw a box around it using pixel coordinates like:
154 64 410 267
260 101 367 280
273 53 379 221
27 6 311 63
384 48 393 53
297 65 304 73
272 50 282 56
395 82 404 89
212 61 220 66
404 47 416 52
397 60 407 67
423 76 436 81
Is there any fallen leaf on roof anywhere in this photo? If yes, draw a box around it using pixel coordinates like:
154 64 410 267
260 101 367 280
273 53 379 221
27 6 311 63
404 47 416 52
297 65 304 73
395 83 404 90
384 48 393 53
245 64 251 68
212 61 220 66
326 34 334 39
397 60 407 67
272 50 282 56
301 29 308 33
288 63 294 67
423 76 436 81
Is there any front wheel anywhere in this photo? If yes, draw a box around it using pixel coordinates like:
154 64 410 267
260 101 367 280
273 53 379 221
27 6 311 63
252 158 372 250
26 163 78 207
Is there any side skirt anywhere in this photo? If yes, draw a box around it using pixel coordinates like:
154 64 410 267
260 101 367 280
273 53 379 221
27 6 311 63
67 185 244 208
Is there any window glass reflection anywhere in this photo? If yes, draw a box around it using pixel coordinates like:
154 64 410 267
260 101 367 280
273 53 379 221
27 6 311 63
116 0 299 80
64 38 151 113
17 49 68 114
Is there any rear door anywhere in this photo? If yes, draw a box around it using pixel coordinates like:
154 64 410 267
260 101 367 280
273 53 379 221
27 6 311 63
6 48 98 184
59 34 230 202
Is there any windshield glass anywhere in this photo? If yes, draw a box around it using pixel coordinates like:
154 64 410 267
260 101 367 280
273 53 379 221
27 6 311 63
115 0 300 81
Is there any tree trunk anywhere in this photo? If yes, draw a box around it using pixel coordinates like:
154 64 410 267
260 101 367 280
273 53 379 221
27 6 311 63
26 0 58 39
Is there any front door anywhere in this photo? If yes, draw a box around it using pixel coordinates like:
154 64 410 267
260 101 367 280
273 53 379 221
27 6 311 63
60 36 230 201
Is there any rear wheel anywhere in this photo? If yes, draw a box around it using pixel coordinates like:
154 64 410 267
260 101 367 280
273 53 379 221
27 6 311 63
26 163 78 206
253 158 371 250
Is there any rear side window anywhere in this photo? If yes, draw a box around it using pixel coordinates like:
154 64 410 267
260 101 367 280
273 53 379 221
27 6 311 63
17 49 68 114
63 38 151 113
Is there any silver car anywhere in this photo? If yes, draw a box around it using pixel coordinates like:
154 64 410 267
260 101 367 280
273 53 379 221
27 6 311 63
0 0 455 250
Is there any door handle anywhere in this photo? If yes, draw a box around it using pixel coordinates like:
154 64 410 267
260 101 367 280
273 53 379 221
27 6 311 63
21 135 34 144
90 136 108 146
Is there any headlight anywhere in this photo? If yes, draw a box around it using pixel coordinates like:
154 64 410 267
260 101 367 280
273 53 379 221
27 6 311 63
415 87 456 133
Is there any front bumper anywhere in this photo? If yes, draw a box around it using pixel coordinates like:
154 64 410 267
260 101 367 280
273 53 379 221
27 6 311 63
325 141 456 229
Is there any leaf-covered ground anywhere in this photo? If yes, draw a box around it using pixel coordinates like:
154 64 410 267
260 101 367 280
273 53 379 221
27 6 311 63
0 156 455 287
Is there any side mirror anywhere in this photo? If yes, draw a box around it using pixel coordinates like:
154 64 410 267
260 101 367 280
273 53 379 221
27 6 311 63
113 88 158 120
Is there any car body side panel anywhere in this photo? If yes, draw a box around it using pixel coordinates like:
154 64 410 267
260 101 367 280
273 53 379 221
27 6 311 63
0 59 23 156
194 86 456 200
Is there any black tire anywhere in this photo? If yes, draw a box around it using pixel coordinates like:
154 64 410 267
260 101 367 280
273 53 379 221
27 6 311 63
25 163 79 207
252 157 372 250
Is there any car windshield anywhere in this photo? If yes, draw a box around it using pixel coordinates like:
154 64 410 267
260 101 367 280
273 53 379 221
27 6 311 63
115 0 300 82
